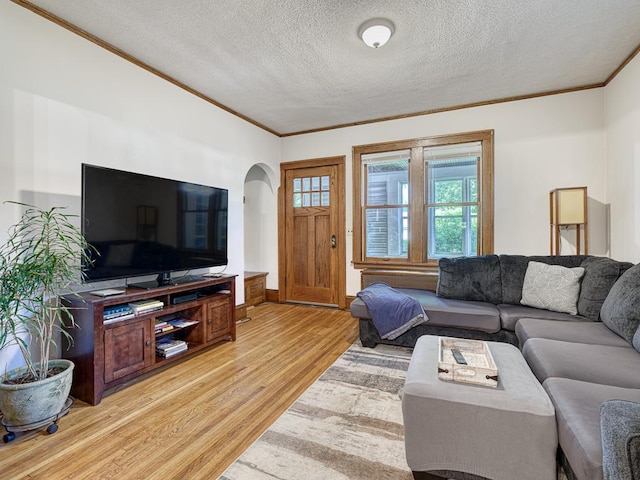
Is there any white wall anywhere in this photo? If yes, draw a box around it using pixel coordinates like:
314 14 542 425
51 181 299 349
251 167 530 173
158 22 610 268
282 89 608 295
244 163 279 282
605 53 640 263
0 3 281 372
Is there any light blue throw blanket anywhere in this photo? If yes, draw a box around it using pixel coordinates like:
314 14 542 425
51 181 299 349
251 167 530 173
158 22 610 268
356 282 428 340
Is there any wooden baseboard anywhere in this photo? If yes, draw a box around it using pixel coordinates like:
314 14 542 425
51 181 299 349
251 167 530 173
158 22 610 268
265 289 279 303
235 303 247 321
262 290 354 311
345 295 356 309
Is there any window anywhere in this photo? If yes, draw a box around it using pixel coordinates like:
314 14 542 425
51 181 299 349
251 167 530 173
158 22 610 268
353 130 493 270
426 142 481 258
182 187 211 249
362 150 409 259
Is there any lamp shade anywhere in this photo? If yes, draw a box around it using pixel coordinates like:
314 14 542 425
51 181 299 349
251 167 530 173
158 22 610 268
550 186 588 255
550 187 587 225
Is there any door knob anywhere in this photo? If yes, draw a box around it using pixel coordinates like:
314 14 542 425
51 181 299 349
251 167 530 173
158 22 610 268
331 234 337 248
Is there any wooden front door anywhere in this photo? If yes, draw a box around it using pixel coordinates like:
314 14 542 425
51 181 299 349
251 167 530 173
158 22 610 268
280 157 345 308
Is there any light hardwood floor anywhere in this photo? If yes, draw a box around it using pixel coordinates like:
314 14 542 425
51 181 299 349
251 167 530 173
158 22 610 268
0 302 358 479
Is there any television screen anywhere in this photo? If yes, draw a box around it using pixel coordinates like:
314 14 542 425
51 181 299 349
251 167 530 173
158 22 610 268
82 164 228 285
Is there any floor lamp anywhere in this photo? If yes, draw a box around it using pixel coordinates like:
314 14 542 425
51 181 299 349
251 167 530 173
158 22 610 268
550 186 588 255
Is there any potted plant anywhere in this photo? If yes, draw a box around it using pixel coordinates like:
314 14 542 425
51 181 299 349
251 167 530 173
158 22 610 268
0 202 93 429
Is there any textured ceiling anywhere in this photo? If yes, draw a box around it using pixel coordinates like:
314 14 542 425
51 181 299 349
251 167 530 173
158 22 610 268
19 0 640 136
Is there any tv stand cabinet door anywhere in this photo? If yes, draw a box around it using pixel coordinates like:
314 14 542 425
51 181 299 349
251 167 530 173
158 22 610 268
205 297 232 342
104 319 153 383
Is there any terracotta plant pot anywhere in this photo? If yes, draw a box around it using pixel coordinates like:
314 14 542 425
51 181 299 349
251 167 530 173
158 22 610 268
0 359 74 427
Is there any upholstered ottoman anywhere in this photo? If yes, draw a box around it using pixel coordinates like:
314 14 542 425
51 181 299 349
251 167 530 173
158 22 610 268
402 335 557 480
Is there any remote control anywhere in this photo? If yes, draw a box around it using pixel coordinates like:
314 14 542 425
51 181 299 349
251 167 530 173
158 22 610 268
451 348 467 365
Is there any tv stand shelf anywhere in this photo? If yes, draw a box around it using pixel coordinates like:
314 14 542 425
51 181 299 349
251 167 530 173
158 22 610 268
61 275 236 405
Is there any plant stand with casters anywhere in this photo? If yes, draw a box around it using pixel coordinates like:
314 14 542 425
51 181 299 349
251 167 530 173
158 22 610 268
1 396 73 442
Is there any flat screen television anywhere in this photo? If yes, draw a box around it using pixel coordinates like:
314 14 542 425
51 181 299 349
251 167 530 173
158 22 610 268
82 164 228 288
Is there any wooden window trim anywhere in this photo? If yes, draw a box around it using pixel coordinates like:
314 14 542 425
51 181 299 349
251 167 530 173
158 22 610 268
352 130 494 270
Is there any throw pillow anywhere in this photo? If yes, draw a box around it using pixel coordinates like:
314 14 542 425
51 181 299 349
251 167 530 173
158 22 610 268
520 261 585 315
577 257 633 320
601 263 640 345
633 327 640 353
499 254 587 305
436 255 502 304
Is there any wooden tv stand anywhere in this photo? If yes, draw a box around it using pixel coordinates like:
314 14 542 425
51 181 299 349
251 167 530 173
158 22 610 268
62 275 236 405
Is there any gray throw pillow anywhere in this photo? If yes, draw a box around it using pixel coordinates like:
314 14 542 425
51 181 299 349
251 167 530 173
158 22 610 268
437 255 502 304
601 263 640 345
633 327 640 353
577 257 633 320
520 261 585 315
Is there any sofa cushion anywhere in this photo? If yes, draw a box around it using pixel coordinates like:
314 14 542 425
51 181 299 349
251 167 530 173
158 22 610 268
543 378 640 480
349 296 369 319
403 289 501 333
498 304 589 331
520 261 585 315
436 254 502 304
600 263 640 345
515 318 629 348
577 257 633 320
352 288 501 334
499 254 587 305
523 338 640 389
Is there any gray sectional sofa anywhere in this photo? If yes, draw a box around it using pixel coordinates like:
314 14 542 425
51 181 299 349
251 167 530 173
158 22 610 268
351 254 630 348
350 254 640 480
518 262 640 480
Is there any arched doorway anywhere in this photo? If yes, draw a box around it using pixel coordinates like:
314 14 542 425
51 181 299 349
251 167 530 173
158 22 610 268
243 164 278 306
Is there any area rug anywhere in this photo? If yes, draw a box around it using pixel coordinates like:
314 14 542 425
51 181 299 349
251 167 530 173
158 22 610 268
219 341 568 480
219 342 414 480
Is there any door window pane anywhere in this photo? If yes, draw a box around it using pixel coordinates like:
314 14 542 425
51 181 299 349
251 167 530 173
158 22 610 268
293 175 331 208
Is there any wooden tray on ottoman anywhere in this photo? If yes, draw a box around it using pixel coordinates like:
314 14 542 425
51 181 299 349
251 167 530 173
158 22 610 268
437 337 498 388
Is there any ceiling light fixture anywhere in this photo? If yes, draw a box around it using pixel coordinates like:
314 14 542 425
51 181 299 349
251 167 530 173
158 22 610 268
358 18 395 48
